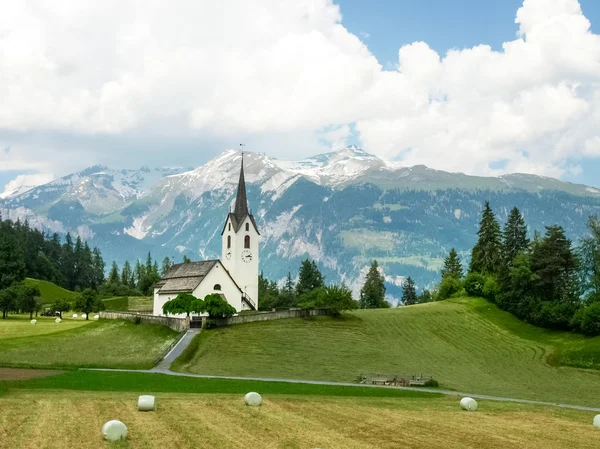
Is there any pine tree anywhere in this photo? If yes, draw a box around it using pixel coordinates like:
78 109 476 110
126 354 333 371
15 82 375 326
402 276 417 306
502 207 530 268
121 261 134 287
183 255 191 264
296 259 324 297
441 248 463 280
580 215 600 297
359 260 388 309
161 257 173 277
108 261 120 285
62 233 75 290
91 248 105 288
0 219 26 289
470 201 502 275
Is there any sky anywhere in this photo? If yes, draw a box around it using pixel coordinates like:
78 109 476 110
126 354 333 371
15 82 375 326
1 0 600 196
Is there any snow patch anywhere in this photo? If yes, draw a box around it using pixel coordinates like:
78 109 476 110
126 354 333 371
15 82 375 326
176 246 187 253
124 215 151 240
454 209 462 219
383 216 392 223
586 187 600 194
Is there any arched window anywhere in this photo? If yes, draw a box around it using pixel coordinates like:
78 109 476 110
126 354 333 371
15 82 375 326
227 235 231 249
245 223 249 231
214 284 221 291
244 235 250 248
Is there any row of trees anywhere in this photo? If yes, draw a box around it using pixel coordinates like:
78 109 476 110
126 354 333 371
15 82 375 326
103 253 174 297
259 258 391 312
0 215 105 292
433 202 600 335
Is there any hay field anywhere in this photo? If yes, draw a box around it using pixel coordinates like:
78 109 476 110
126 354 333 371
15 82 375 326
0 315 91 339
176 298 600 407
0 390 598 449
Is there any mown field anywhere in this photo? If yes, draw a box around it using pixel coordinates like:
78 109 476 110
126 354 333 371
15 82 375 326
0 387 598 449
103 296 154 312
0 315 178 369
23 278 79 304
174 298 600 407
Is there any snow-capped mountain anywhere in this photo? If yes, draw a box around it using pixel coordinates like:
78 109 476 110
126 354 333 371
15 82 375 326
2 146 599 301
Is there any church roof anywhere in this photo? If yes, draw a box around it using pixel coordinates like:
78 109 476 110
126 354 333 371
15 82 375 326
157 260 218 294
220 153 260 235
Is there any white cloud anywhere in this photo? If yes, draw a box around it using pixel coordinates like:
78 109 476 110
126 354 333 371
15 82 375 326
0 0 598 180
0 173 55 199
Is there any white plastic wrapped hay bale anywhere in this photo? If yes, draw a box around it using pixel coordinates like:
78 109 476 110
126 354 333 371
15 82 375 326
30 319 37 324
81 313 87 319
594 415 600 428
244 392 262 406
460 397 478 411
138 395 156 411
55 318 61 323
94 314 100 320
102 420 128 441
72 314 78 318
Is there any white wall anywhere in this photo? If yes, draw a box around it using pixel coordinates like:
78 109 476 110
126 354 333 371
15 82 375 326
152 261 246 317
221 215 259 308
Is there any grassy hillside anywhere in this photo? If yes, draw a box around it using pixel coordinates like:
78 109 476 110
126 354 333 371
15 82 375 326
0 390 596 449
175 298 600 407
23 278 79 304
102 296 153 312
0 316 178 369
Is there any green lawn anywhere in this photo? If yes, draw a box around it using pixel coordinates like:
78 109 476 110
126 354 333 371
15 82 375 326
174 298 600 407
103 296 153 312
0 316 178 369
23 278 79 304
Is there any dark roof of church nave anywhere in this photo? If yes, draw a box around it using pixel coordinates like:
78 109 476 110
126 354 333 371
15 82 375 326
156 260 218 294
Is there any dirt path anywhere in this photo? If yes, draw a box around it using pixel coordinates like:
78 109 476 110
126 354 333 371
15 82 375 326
0 368 62 381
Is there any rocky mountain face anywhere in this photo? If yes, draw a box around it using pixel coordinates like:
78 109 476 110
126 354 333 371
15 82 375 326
2 147 600 303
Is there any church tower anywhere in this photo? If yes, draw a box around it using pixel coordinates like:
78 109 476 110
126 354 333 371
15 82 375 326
221 154 260 309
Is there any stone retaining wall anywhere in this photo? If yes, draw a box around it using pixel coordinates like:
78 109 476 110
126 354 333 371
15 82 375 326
99 312 189 332
214 308 333 326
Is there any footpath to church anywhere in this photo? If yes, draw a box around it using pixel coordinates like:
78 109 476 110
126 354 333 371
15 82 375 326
152 328 202 372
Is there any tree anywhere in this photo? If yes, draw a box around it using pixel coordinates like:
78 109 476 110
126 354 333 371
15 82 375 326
183 255 192 264
258 272 280 311
296 259 324 297
417 289 433 304
502 207 530 268
161 257 173 277
0 220 26 290
53 299 72 319
441 248 463 280
580 215 600 296
469 201 502 275
300 284 357 314
108 261 120 285
402 277 417 305
0 287 17 319
162 293 201 317
202 293 236 318
74 289 105 320
121 261 134 287
16 284 41 319
359 260 388 309
277 272 297 308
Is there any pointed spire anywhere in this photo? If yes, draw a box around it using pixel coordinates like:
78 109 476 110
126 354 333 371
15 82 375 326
234 152 249 220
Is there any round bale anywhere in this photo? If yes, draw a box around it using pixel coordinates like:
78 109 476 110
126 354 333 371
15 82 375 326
460 397 478 412
102 420 128 441
55 318 62 323
138 395 156 411
94 314 100 320
81 313 87 319
594 414 600 428
72 314 78 318
30 319 37 324
244 392 263 407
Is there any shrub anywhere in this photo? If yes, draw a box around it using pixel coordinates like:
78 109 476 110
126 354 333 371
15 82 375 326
572 302 600 335
482 276 500 301
133 316 142 325
437 277 462 300
423 379 439 388
464 273 485 297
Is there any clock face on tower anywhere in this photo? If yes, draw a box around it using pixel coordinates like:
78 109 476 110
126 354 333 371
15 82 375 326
225 250 232 259
241 249 253 263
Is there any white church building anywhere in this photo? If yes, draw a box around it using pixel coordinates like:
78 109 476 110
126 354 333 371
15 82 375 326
152 156 260 317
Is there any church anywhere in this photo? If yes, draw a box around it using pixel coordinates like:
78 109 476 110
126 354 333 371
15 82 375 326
152 155 260 317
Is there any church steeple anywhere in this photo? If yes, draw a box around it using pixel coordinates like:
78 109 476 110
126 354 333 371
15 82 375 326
233 153 249 221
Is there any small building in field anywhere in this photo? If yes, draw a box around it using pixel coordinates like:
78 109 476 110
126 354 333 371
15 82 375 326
153 154 259 317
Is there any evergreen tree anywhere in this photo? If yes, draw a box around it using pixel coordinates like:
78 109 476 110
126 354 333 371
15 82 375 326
502 207 530 268
91 248 105 288
134 259 145 288
417 289 433 304
359 260 388 309
296 259 324 297
108 261 121 285
161 257 173 277
402 276 417 305
258 272 280 310
121 261 134 287
183 255 191 264
470 201 502 275
580 215 600 297
62 233 76 290
441 248 463 280
0 219 26 289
